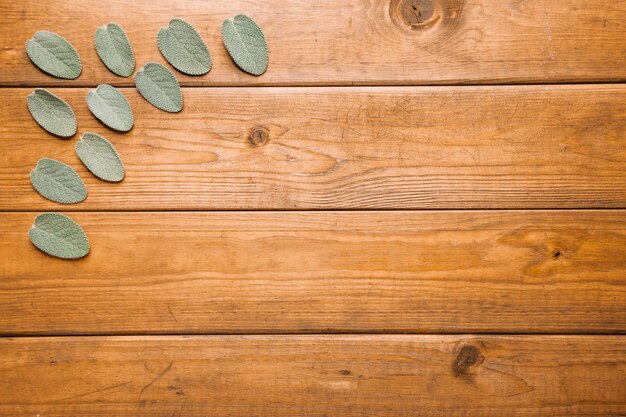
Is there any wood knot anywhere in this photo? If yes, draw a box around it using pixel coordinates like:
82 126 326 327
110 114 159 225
389 0 463 32
249 127 269 146
339 369 351 375
453 345 483 377
399 0 434 25
552 248 562 260
168 385 185 396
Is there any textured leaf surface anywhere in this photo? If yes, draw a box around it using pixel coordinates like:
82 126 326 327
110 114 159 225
94 22 135 77
75 132 124 182
27 89 77 138
29 212 89 259
158 18 211 75
221 15 268 76
25 31 82 79
30 158 87 204
86 84 133 131
134 62 183 112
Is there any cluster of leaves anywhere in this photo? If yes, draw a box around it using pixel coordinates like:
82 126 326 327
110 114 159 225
25 16 269 259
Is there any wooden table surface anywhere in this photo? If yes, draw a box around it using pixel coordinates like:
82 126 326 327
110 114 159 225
1 0 625 415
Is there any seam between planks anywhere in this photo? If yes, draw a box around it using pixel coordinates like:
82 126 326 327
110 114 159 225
2 331 626 338
4 208 626 213
1 81 626 89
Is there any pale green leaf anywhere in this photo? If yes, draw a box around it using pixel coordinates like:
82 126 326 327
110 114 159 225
158 18 211 75
94 22 135 77
30 158 87 204
29 212 89 259
134 62 183 112
86 84 134 131
25 31 82 79
75 132 124 182
221 15 268 76
27 88 77 138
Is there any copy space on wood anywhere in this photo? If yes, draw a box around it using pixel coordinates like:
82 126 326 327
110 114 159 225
1 0 625 86
1 335 625 416
1 210 624 335
1 85 624 210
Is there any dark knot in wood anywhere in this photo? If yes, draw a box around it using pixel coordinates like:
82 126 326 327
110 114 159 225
389 0 464 32
249 127 269 146
391 0 437 30
453 344 484 377
399 0 435 25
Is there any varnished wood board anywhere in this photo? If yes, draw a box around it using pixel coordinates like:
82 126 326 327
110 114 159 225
1 0 625 86
1 85 625 210
2 210 625 335
1 335 625 416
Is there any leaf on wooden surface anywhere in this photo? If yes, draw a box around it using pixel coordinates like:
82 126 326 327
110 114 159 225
158 18 211 75
86 84 134 131
30 158 87 204
221 14 268 76
29 212 89 259
94 22 135 77
75 132 124 182
27 88 77 138
25 31 82 79
134 62 183 112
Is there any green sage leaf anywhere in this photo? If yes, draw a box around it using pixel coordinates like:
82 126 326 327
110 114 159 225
134 62 183 112
158 18 211 75
94 22 135 77
27 88 77 138
221 15 268 76
86 84 134 132
30 158 87 204
29 212 89 259
75 132 124 182
25 31 82 79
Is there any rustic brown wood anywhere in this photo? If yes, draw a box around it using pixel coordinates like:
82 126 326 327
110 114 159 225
1 0 625 86
2 210 625 335
1 335 625 416
1 85 625 210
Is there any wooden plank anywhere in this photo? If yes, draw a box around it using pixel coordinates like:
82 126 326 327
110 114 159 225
1 85 625 210
1 0 625 86
1 335 625 416
1 210 624 335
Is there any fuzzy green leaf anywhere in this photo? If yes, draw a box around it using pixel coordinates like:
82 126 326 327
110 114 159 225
158 18 211 75
30 158 87 204
25 31 82 79
134 62 183 112
29 212 89 259
75 132 124 182
86 84 134 131
221 15 268 76
27 88 77 138
94 22 135 77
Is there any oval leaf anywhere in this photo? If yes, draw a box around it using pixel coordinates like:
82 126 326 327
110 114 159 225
134 62 183 112
86 84 134 131
29 212 89 259
30 158 87 204
25 31 82 79
27 88 77 138
76 132 124 182
94 22 135 77
221 15 268 76
158 18 212 75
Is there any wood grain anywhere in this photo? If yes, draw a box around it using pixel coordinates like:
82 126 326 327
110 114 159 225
1 335 625 416
1 85 625 210
2 210 625 335
1 0 625 86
